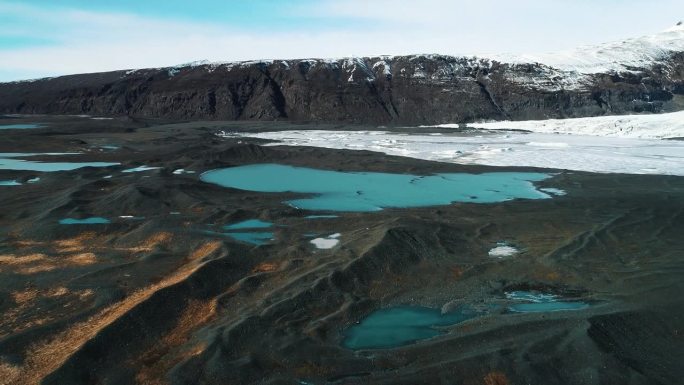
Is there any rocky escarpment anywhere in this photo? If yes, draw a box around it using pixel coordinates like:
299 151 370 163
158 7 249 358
1 32 683 125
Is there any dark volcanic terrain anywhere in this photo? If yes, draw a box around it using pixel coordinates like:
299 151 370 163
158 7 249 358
0 115 682 385
0 49 682 125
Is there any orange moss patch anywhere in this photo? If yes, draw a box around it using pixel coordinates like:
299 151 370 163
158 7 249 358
54 232 98 253
135 300 217 385
0 361 21 385
11 240 44 248
8 242 215 385
293 361 330 377
1 287 91 339
0 254 48 265
483 371 509 385
529 266 563 282
188 241 222 261
450 266 465 279
252 262 279 273
0 252 98 275
127 232 174 253
19 265 58 274
67 253 97 265
46 287 70 298
11 288 39 305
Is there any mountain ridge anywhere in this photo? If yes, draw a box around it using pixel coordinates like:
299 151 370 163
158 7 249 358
1 24 683 125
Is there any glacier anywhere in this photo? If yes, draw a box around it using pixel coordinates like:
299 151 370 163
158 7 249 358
228 112 684 176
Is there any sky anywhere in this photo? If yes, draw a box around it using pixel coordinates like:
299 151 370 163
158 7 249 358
0 0 682 82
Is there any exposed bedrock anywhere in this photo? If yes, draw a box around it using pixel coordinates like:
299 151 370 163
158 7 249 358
1 53 682 125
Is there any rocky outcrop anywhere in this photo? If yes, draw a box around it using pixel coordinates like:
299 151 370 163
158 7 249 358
0 52 682 125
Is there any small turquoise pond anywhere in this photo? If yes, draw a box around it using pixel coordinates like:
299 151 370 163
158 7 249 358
0 180 21 186
223 219 273 230
201 164 552 212
0 153 119 172
0 124 41 129
506 291 589 313
221 219 274 245
225 232 274 246
59 217 110 225
342 306 477 350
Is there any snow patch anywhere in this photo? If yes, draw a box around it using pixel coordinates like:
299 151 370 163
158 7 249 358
540 188 567 196
488 245 519 258
311 233 341 249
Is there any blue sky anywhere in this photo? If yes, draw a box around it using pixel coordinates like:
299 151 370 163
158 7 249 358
1 0 683 81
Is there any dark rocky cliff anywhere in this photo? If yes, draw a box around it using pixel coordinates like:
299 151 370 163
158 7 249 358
0 53 682 125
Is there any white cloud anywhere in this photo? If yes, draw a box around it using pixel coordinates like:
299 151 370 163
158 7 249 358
0 0 682 81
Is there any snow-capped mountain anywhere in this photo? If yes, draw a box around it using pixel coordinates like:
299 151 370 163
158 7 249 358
495 22 684 75
0 23 682 125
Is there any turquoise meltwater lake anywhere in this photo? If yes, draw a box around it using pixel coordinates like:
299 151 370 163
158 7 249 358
59 217 111 225
342 306 476 350
220 219 275 245
201 164 552 212
224 232 274 245
0 124 42 130
0 153 119 172
224 219 273 230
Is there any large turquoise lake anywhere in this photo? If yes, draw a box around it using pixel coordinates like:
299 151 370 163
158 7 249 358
342 306 476 350
201 164 552 212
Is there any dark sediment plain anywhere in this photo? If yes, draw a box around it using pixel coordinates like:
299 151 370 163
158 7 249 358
0 115 683 385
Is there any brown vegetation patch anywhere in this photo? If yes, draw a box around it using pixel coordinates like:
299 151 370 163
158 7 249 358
483 371 509 385
54 232 98 253
0 361 21 385
67 253 97 265
252 262 279 273
11 288 39 305
1 287 89 339
11 240 44 248
6 242 216 384
188 241 222 261
0 254 47 265
135 300 217 385
127 232 174 253
0 252 97 275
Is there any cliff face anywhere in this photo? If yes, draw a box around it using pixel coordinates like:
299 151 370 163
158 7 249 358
1 51 682 125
